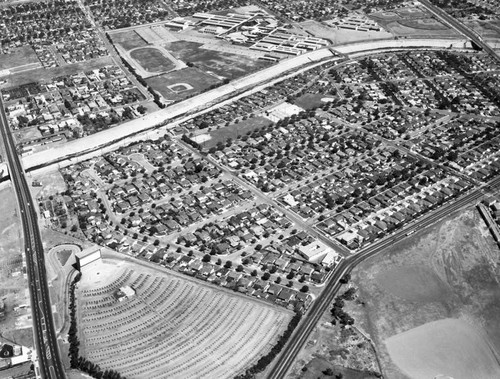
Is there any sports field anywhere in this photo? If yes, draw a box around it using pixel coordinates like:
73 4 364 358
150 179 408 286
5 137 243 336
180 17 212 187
130 47 176 73
111 31 148 51
146 67 220 101
77 258 292 379
165 41 270 80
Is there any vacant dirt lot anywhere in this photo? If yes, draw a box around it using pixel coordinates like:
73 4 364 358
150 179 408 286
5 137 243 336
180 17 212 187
386 318 500 379
0 185 33 348
77 256 292 379
352 207 500 378
0 46 40 70
301 20 393 44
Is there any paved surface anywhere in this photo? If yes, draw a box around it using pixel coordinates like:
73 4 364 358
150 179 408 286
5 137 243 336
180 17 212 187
267 175 500 379
22 48 333 171
419 0 500 63
0 97 65 378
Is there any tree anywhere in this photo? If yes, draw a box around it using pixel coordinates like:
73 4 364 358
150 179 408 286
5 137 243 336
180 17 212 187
153 239 160 246
251 269 258 277
323 368 334 376
202 254 211 262
339 273 350 284
262 272 271 280
300 285 309 293
224 260 232 268
236 265 244 272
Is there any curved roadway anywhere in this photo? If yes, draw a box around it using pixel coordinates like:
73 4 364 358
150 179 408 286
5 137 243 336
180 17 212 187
0 97 65 378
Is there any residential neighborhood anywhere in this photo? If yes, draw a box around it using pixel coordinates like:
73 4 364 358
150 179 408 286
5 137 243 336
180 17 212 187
1 0 500 379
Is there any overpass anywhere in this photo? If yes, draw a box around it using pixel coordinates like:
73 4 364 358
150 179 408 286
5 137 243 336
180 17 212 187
418 0 500 63
0 97 66 378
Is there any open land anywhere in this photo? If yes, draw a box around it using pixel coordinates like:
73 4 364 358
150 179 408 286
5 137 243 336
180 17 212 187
196 116 272 149
386 318 500 379
0 56 115 89
464 20 500 39
284 289 381 379
300 20 393 45
165 41 271 80
130 47 176 73
369 8 461 38
146 67 221 101
0 185 33 348
111 31 148 51
0 46 40 71
350 207 500 378
76 256 293 379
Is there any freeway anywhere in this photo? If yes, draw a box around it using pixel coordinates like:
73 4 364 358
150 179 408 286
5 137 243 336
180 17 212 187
267 176 500 379
419 0 500 63
0 98 65 378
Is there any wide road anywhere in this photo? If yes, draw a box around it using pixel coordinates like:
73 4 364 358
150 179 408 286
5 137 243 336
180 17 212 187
267 176 500 379
0 97 65 378
419 0 500 63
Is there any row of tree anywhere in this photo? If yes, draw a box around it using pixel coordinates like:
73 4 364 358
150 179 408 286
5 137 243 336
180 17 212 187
68 272 127 378
235 312 302 379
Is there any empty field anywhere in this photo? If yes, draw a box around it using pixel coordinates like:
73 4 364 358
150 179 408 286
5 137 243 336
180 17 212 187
384 19 460 37
111 31 148 51
351 208 500 378
165 41 270 80
146 67 220 101
130 47 176 73
0 46 40 70
375 266 450 303
386 318 500 379
0 186 33 348
293 93 326 110
77 258 292 379
300 20 393 44
2 56 115 89
200 116 272 149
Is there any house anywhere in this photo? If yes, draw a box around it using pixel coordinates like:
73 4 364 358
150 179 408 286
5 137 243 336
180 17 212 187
277 288 295 304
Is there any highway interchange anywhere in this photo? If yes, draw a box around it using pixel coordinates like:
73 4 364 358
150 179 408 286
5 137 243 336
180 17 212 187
0 97 65 378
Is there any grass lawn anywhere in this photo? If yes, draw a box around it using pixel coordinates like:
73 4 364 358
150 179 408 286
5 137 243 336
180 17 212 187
203 116 272 149
0 46 40 70
130 47 176 72
293 94 326 110
165 41 270 80
111 30 148 51
146 67 220 101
